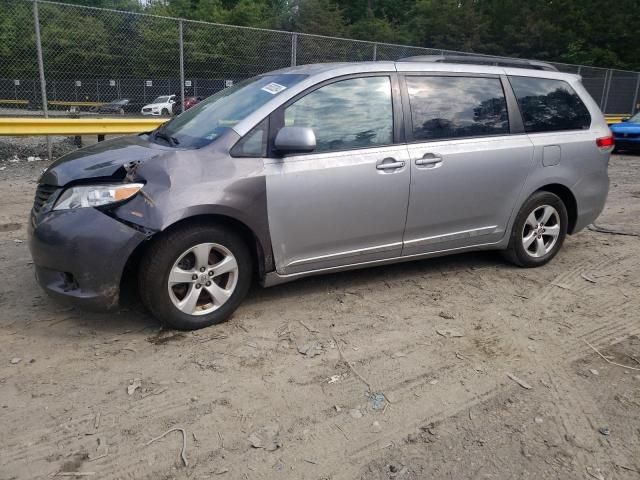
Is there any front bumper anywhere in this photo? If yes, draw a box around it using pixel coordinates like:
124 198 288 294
28 207 147 311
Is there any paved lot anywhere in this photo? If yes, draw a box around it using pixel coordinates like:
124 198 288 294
0 152 639 479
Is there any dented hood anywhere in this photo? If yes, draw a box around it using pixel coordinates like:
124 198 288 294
40 134 171 186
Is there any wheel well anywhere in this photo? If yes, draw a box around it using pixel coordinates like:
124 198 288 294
535 184 578 234
119 214 265 307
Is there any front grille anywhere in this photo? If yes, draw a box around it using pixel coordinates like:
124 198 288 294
33 184 58 212
142 108 152 113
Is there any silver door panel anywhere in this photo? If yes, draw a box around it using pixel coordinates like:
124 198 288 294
403 135 535 257
265 145 411 275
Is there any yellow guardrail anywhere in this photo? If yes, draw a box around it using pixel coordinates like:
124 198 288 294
0 114 631 136
48 100 105 107
0 99 30 105
605 115 627 124
0 117 166 136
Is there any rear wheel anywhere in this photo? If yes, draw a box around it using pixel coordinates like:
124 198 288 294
139 224 252 330
503 191 568 267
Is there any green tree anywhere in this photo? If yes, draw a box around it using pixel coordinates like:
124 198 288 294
407 0 487 53
291 0 348 37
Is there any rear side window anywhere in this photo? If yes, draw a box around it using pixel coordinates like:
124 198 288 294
283 76 393 153
508 76 591 133
406 76 509 141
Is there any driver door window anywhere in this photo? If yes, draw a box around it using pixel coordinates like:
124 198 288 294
283 76 393 153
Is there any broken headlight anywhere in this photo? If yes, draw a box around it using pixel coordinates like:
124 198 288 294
53 183 144 210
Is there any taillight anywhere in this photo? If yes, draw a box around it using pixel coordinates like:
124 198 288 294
596 135 614 150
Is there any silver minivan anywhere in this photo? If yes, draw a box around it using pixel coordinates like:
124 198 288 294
28 56 612 330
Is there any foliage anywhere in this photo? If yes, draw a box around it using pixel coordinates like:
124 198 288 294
0 0 638 87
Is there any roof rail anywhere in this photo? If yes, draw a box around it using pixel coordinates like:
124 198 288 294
398 54 559 72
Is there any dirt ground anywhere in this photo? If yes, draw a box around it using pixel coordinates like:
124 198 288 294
0 150 639 480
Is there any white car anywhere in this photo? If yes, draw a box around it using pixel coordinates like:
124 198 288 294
141 95 176 116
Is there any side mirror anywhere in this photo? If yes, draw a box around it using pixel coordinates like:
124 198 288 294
274 126 316 155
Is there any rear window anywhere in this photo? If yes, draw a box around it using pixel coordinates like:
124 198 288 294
508 76 591 133
406 76 509 141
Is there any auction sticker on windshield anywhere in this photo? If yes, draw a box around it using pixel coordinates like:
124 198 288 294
261 82 287 94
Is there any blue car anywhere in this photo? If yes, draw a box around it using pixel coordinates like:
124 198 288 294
610 112 640 152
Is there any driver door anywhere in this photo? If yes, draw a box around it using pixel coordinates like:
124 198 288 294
264 74 411 275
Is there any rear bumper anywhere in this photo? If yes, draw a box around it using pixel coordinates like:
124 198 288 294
28 208 147 311
572 170 609 233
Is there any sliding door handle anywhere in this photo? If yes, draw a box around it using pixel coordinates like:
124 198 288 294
376 157 405 170
415 153 443 168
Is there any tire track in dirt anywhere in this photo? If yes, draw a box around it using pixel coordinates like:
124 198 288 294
545 359 634 478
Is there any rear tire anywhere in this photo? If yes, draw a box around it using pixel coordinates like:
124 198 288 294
139 223 252 330
503 191 568 267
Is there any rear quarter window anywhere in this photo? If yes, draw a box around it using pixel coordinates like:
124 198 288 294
508 76 591 133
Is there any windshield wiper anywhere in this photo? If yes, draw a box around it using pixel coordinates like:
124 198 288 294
153 127 180 147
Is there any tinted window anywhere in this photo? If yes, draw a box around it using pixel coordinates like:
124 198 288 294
284 76 393 153
406 76 509 141
509 76 591 133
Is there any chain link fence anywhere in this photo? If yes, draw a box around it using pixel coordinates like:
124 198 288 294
1 0 639 118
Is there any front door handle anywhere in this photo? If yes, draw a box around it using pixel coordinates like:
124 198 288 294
415 153 443 168
376 157 406 170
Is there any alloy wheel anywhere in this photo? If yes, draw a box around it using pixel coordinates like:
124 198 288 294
521 205 561 258
167 243 238 315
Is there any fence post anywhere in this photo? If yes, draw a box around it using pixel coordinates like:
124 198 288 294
33 0 51 159
372 43 377 61
602 69 613 114
291 33 297 67
179 19 185 114
599 69 609 110
632 73 640 115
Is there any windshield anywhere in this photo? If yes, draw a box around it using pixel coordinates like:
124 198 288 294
157 74 307 148
153 96 171 104
628 112 640 123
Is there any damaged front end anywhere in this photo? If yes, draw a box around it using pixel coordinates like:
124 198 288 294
28 135 167 310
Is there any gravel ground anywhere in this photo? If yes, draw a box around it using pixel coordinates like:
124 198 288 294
0 145 639 480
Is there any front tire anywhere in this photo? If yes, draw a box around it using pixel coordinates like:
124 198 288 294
503 191 568 267
139 224 252 330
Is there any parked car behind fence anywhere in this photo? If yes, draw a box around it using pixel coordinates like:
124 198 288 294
90 98 130 115
141 95 176 116
173 96 203 115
